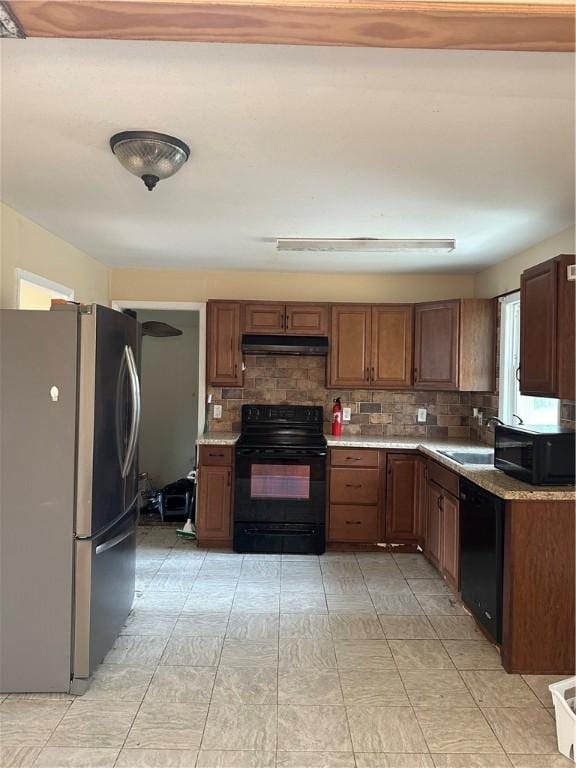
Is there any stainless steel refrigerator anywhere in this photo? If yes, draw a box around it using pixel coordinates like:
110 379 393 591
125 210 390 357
0 303 141 693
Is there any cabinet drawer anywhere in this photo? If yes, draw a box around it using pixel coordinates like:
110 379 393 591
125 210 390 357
199 445 233 466
329 505 379 542
330 468 379 505
330 448 379 468
428 459 459 497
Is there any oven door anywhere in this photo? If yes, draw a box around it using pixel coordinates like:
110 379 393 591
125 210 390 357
234 448 326 525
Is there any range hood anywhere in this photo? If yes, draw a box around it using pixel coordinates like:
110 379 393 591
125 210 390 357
242 334 329 356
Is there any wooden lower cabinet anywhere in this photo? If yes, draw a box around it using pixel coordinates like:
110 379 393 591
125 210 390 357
329 505 379 543
385 453 419 542
424 467 460 588
196 447 233 546
441 489 460 590
425 479 443 570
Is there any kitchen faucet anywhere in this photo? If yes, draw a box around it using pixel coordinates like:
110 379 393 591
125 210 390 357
486 416 505 430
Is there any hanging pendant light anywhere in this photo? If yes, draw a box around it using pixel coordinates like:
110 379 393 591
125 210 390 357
110 131 190 191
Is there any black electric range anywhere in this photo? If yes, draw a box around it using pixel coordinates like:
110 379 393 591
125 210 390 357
233 404 327 554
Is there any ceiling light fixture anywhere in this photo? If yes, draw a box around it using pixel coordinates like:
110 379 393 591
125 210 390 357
110 131 190 191
276 238 456 253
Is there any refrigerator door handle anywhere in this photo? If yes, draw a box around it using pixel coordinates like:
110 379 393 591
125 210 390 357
95 526 134 556
76 499 138 542
121 345 141 479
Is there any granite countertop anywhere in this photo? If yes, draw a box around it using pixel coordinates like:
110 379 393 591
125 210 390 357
328 435 576 501
197 432 239 445
197 432 575 501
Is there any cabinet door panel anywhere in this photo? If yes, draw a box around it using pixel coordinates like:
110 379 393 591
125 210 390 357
385 453 418 541
441 490 460 590
243 303 286 333
414 301 459 390
207 302 242 385
197 465 232 541
330 468 379 505
329 505 379 543
371 305 413 388
426 480 443 570
285 304 328 336
329 305 371 387
520 260 558 396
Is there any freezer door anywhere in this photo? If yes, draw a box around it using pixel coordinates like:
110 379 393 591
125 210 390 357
72 504 138 689
76 306 141 537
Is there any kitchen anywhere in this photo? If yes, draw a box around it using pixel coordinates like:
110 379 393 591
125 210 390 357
1 4 576 767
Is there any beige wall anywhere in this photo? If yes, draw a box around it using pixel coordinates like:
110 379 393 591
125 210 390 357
110 268 476 303
474 226 575 299
0 202 109 308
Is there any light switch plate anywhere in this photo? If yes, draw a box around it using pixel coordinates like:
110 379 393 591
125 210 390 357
213 404 222 419
417 408 427 423
343 407 352 422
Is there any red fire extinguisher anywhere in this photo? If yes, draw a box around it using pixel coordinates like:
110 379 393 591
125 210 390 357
332 397 343 437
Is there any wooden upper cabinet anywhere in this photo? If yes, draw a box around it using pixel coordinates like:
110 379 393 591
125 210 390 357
329 305 372 388
207 301 242 386
385 453 419 541
414 299 494 391
285 304 328 335
371 305 413 388
243 303 285 333
520 255 575 399
243 302 328 336
414 300 459 390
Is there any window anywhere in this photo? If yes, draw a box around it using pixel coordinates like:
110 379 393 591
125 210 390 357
17 269 74 310
499 292 559 425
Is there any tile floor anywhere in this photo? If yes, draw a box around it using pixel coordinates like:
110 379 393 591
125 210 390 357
1 526 570 768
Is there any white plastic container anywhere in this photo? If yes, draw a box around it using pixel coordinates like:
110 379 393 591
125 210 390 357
549 677 576 761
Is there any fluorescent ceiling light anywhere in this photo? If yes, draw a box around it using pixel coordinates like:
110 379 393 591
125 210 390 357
276 238 456 253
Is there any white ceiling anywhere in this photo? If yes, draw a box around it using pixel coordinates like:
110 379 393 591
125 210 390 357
0 39 574 273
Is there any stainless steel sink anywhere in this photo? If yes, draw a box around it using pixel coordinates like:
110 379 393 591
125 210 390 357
437 450 494 466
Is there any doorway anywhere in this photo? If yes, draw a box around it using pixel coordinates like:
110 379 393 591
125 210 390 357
113 300 206 519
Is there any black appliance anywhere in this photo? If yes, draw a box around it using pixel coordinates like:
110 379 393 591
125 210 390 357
494 424 575 486
242 334 328 356
234 404 327 554
459 479 505 643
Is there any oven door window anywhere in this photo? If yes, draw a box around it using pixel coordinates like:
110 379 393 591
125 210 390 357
250 464 311 500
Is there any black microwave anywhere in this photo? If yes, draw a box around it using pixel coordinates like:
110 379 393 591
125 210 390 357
494 425 575 486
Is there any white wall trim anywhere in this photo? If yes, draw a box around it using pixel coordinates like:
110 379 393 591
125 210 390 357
16 268 75 307
112 299 206 448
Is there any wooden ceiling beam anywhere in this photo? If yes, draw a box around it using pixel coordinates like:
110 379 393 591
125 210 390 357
6 0 575 52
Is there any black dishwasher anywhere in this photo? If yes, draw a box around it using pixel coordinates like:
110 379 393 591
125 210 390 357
459 479 505 643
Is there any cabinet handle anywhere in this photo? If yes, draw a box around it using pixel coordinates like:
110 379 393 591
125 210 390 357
371 367 375 380
345 457 361 461
286 314 290 327
345 520 362 525
234 363 238 376
227 470 231 487
515 366 521 382
345 483 362 489
366 367 370 382
209 453 224 458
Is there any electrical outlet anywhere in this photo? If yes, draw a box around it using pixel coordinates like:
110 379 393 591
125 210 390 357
417 408 427 423
342 407 352 422
213 404 222 419
473 407 479 418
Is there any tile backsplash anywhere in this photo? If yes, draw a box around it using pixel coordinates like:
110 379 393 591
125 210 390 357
207 355 473 439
